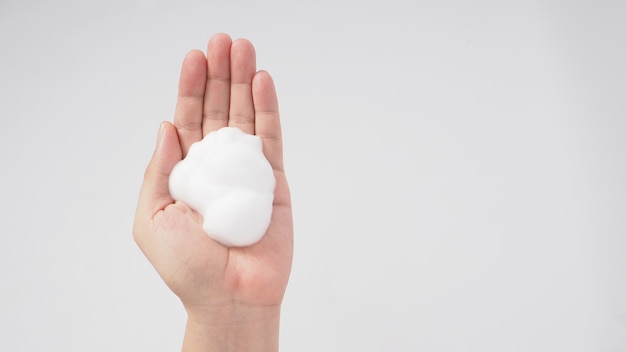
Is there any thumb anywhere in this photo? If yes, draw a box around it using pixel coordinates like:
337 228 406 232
136 122 182 220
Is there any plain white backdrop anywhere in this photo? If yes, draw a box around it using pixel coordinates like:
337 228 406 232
0 0 624 351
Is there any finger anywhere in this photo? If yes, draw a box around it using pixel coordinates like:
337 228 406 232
202 33 232 135
136 122 183 220
173 50 207 157
228 39 256 134
253 70 284 173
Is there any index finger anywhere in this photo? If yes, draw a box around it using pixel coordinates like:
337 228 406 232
173 50 207 157
252 70 284 173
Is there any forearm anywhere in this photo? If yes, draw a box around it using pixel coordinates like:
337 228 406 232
182 304 281 352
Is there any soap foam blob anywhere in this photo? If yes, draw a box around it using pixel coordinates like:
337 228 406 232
168 127 275 247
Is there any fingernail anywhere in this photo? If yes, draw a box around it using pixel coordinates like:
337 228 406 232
157 122 166 148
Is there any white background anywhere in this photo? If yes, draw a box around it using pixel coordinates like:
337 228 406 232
1 0 624 351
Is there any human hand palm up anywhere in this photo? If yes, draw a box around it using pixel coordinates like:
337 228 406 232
133 34 293 312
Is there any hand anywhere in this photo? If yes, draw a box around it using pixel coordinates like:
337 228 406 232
133 33 293 351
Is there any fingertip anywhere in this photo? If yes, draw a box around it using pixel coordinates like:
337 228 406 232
230 38 256 68
178 50 207 95
210 32 233 43
253 70 275 92
148 121 182 185
252 70 279 113
232 37 253 47
253 69 270 81
184 49 205 61
159 121 182 162
207 33 233 66
181 49 207 74
155 121 166 148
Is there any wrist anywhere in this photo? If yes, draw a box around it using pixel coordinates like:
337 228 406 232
182 303 281 352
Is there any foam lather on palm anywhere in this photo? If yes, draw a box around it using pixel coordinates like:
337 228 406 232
168 127 276 247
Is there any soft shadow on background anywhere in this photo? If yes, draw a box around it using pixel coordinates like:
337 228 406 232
0 0 624 351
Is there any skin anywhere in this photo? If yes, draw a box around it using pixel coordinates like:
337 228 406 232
133 33 293 352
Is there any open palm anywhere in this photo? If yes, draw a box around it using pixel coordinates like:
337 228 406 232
133 34 293 313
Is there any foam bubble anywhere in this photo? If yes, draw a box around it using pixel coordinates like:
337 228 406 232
168 127 275 247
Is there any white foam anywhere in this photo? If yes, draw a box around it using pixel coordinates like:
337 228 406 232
168 127 276 247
